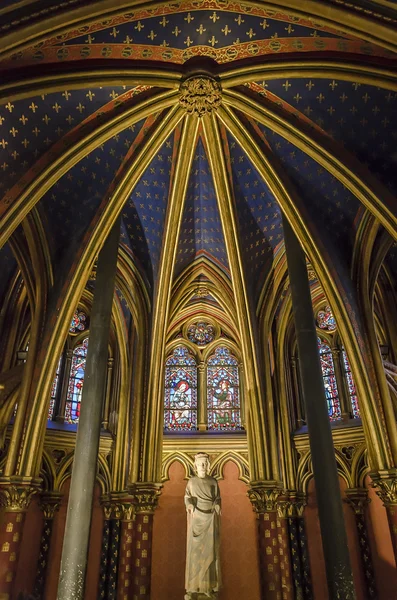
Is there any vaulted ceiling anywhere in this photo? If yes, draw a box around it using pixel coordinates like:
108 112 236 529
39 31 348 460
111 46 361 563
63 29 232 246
0 0 396 327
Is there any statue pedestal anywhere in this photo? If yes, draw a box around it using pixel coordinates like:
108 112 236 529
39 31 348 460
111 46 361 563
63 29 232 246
184 594 218 600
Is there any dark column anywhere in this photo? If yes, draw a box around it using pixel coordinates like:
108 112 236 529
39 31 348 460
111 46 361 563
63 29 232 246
287 493 313 600
33 493 62 599
345 489 377 599
57 218 121 600
282 215 355 598
248 485 283 600
98 499 122 600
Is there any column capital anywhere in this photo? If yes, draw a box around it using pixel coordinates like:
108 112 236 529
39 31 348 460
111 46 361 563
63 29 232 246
344 488 370 515
286 491 307 517
0 476 40 512
39 492 62 519
247 482 284 513
100 492 134 520
371 469 397 506
129 483 162 514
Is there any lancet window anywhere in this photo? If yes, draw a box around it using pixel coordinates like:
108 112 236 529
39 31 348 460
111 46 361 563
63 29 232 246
207 346 242 431
290 304 361 427
163 341 243 432
164 345 198 432
48 355 63 420
317 337 341 420
65 337 88 424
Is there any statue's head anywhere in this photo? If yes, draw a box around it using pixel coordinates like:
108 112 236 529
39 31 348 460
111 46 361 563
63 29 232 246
194 452 210 478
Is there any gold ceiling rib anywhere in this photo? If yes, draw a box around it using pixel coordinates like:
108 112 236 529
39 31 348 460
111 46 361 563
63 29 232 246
220 60 397 90
0 69 182 103
17 104 184 478
202 112 274 483
224 87 397 242
140 113 199 484
217 102 392 471
0 0 396 58
0 88 179 249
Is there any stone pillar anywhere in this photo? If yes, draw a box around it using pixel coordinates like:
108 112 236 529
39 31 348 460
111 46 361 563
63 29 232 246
98 499 123 600
345 489 377 599
276 498 294 600
287 493 312 600
129 484 161 600
33 493 62 599
248 485 283 600
371 470 397 564
0 479 38 598
117 501 134 600
282 215 355 598
57 218 120 600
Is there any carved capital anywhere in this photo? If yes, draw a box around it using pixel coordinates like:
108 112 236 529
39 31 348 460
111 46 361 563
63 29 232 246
371 469 397 506
344 488 370 515
287 491 307 517
130 483 162 514
39 492 62 519
101 493 134 520
179 76 222 117
247 483 283 513
0 477 40 512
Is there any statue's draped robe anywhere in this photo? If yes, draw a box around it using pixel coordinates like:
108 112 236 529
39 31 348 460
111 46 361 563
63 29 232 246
184 475 221 594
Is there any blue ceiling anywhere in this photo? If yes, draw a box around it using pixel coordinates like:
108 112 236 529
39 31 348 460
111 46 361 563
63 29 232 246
121 130 175 285
257 79 397 195
0 86 131 196
175 137 229 278
59 11 340 49
257 123 361 266
38 117 148 266
225 130 282 298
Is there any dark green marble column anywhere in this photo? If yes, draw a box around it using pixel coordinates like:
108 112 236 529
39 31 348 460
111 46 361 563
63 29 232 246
282 215 355 599
57 218 120 600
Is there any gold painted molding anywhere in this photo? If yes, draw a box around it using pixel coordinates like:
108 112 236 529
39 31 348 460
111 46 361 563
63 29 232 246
0 0 396 58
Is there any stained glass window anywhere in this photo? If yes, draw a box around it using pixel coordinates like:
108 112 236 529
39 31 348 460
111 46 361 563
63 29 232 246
316 305 337 331
65 338 88 424
164 346 197 431
48 355 62 421
187 321 215 346
342 349 360 418
69 310 87 334
318 338 341 420
207 346 242 431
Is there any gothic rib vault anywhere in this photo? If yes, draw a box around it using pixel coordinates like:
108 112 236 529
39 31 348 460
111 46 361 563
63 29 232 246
0 3 396 597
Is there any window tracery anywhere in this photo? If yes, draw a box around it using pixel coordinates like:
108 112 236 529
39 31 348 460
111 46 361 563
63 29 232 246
187 321 215 346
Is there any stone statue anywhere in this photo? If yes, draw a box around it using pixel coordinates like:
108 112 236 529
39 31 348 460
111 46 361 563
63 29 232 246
184 453 221 600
